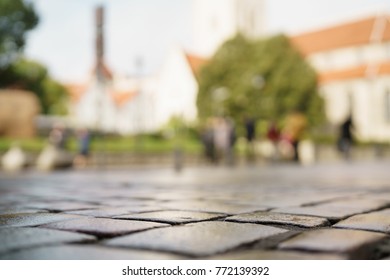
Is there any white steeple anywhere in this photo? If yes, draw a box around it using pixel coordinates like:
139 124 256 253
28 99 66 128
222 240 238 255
192 0 265 57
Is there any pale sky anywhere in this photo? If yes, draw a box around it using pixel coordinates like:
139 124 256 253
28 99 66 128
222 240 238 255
25 0 390 83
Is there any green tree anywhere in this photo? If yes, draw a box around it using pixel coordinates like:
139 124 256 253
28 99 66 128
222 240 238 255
0 0 39 68
1 58 68 114
197 34 325 133
0 0 68 115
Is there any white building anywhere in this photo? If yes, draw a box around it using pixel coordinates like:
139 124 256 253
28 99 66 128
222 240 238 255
150 0 265 126
67 66 141 134
69 1 264 134
291 14 390 141
192 0 265 57
154 47 207 127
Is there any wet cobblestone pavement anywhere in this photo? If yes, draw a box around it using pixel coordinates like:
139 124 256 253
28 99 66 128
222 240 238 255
1 161 390 260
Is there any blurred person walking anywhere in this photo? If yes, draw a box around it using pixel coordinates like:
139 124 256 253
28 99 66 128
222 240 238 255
267 121 281 161
214 117 235 165
244 116 256 160
282 112 307 162
201 118 216 163
337 116 354 160
37 123 72 170
49 123 68 150
74 128 91 168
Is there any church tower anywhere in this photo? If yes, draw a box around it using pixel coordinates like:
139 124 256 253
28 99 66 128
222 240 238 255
192 0 265 57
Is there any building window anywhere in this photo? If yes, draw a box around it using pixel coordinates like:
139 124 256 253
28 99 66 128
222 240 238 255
385 90 390 123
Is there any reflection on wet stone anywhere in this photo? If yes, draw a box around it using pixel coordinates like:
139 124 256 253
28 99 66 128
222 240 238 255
106 221 288 256
1 162 390 259
226 212 330 228
279 228 387 258
114 210 226 224
41 217 169 237
334 209 390 233
0 213 86 228
0 227 95 254
0 245 184 260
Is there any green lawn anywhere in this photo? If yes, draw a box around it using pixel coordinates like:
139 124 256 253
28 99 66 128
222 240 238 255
0 137 46 153
0 135 203 154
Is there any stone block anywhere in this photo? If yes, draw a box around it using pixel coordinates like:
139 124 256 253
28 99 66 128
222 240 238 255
41 217 168 237
106 221 288 257
0 213 85 228
334 209 390 233
0 227 95 254
279 228 386 258
226 211 329 228
0 244 184 260
115 210 226 224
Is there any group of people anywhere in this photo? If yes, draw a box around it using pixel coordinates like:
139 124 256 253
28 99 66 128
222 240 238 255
47 114 355 169
263 112 308 162
201 112 310 164
48 124 91 168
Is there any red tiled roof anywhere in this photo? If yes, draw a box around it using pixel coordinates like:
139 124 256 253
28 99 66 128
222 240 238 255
291 15 390 56
185 53 208 79
111 90 137 106
319 62 390 83
95 62 113 80
66 83 88 103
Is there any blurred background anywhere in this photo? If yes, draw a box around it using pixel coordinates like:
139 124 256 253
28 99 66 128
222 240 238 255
1 0 390 171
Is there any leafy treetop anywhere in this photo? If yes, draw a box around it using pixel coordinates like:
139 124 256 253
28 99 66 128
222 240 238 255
197 34 325 135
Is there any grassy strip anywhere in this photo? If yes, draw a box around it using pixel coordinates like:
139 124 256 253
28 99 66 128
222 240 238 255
0 135 203 154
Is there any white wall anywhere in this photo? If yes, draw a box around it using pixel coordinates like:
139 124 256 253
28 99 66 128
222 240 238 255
75 78 117 132
156 48 199 127
321 76 390 141
115 76 158 135
192 0 265 57
308 44 390 72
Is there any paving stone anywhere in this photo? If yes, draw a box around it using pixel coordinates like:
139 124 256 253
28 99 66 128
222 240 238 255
0 213 85 228
356 192 390 203
0 245 184 260
334 209 390 233
162 201 269 214
115 210 226 224
97 199 153 207
35 202 99 212
279 229 387 258
106 221 288 257
252 194 341 208
271 206 359 220
65 207 140 218
0 227 95 254
97 204 166 213
225 212 329 228
13 202 61 210
328 198 389 210
41 217 168 237
208 249 346 260
272 198 389 221
0 207 49 215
